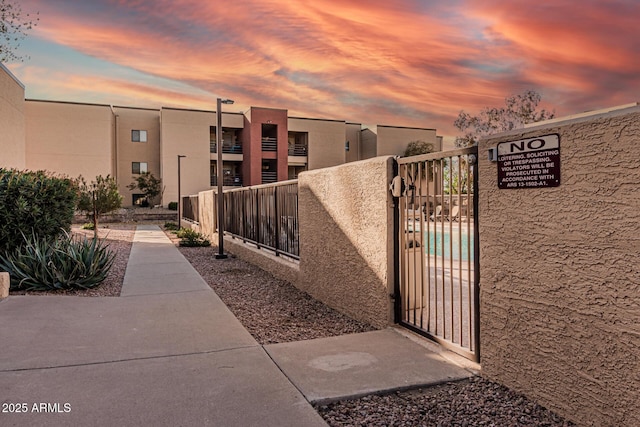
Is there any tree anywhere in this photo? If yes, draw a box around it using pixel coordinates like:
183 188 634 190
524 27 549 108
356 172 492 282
454 90 555 147
1 0 39 62
404 140 435 157
127 172 163 207
77 175 123 238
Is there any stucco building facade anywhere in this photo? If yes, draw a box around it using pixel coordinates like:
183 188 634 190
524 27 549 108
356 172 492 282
1 66 442 206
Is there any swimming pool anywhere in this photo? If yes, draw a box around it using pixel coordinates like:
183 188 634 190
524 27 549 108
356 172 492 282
424 228 474 261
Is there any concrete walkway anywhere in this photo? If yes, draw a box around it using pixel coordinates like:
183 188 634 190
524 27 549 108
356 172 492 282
0 225 472 426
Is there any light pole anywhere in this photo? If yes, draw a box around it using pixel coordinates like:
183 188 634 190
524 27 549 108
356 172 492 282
216 97 234 259
177 155 186 226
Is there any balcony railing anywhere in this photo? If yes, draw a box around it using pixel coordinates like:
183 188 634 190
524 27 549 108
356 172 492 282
211 175 243 187
288 144 308 156
210 142 243 154
262 171 277 184
261 137 277 152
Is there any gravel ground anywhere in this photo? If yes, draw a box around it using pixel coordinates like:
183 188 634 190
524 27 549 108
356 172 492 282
175 243 376 344
12 224 575 425
316 377 574 426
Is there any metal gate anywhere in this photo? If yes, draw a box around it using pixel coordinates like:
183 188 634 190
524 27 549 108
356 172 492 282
394 147 480 362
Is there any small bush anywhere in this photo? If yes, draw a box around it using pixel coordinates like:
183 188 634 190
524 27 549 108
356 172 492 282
82 222 95 230
0 232 116 291
0 169 77 253
176 228 189 238
178 228 210 247
167 202 178 211
164 222 179 231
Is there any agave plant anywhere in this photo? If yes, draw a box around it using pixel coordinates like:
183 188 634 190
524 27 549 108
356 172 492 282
0 231 116 291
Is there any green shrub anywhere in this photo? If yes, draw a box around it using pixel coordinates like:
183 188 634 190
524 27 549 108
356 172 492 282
76 175 122 237
167 202 178 211
82 222 95 230
0 169 77 253
178 228 210 247
0 231 116 291
164 221 179 231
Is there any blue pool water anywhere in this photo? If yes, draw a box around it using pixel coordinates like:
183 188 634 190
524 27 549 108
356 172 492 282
424 229 474 261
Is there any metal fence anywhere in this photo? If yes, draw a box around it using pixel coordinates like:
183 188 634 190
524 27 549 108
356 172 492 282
222 180 299 259
396 146 480 361
182 195 199 222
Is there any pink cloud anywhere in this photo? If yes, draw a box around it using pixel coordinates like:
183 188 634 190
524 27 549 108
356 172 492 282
17 0 640 135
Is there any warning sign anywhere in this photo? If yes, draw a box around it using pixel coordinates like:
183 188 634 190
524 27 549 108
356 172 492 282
497 134 561 189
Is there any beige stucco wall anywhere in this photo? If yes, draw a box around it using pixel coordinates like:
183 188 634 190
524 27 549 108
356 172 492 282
0 64 25 169
160 108 214 206
345 122 362 163
288 117 345 170
479 106 640 426
376 125 439 157
360 128 378 160
298 156 395 328
25 100 113 179
194 156 396 328
113 107 161 205
161 108 243 206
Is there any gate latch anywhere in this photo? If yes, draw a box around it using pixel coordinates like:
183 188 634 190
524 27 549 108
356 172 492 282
390 175 405 198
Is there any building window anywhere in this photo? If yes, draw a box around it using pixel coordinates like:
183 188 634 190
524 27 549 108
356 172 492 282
132 162 148 174
132 130 148 142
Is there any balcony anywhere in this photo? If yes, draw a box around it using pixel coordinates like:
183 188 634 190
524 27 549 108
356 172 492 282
261 171 277 184
211 175 243 187
210 142 243 154
288 144 308 156
261 137 277 152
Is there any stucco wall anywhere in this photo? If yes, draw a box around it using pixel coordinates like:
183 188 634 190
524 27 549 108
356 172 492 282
160 108 214 206
289 117 346 170
113 107 161 205
479 106 640 426
376 125 439 157
298 156 395 328
25 100 113 179
195 156 396 328
0 64 25 169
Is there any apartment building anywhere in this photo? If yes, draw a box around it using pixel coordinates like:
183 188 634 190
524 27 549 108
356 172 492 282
1 66 442 206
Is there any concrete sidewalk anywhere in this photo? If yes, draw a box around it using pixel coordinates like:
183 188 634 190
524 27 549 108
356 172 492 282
0 225 471 426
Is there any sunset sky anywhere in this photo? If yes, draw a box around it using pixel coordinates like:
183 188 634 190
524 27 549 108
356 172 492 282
6 0 639 138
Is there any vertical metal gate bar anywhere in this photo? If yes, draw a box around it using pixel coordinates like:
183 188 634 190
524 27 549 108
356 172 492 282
473 158 481 361
458 156 463 346
425 159 432 332
448 158 454 342
414 162 425 329
399 163 408 323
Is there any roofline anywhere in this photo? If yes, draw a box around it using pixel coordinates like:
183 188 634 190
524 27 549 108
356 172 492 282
0 63 25 89
376 124 436 131
161 106 244 115
289 115 345 124
26 98 112 108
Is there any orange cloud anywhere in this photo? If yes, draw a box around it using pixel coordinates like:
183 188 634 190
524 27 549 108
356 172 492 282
15 0 640 135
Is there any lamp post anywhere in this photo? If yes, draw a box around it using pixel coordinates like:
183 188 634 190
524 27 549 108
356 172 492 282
216 97 234 259
177 155 186 226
